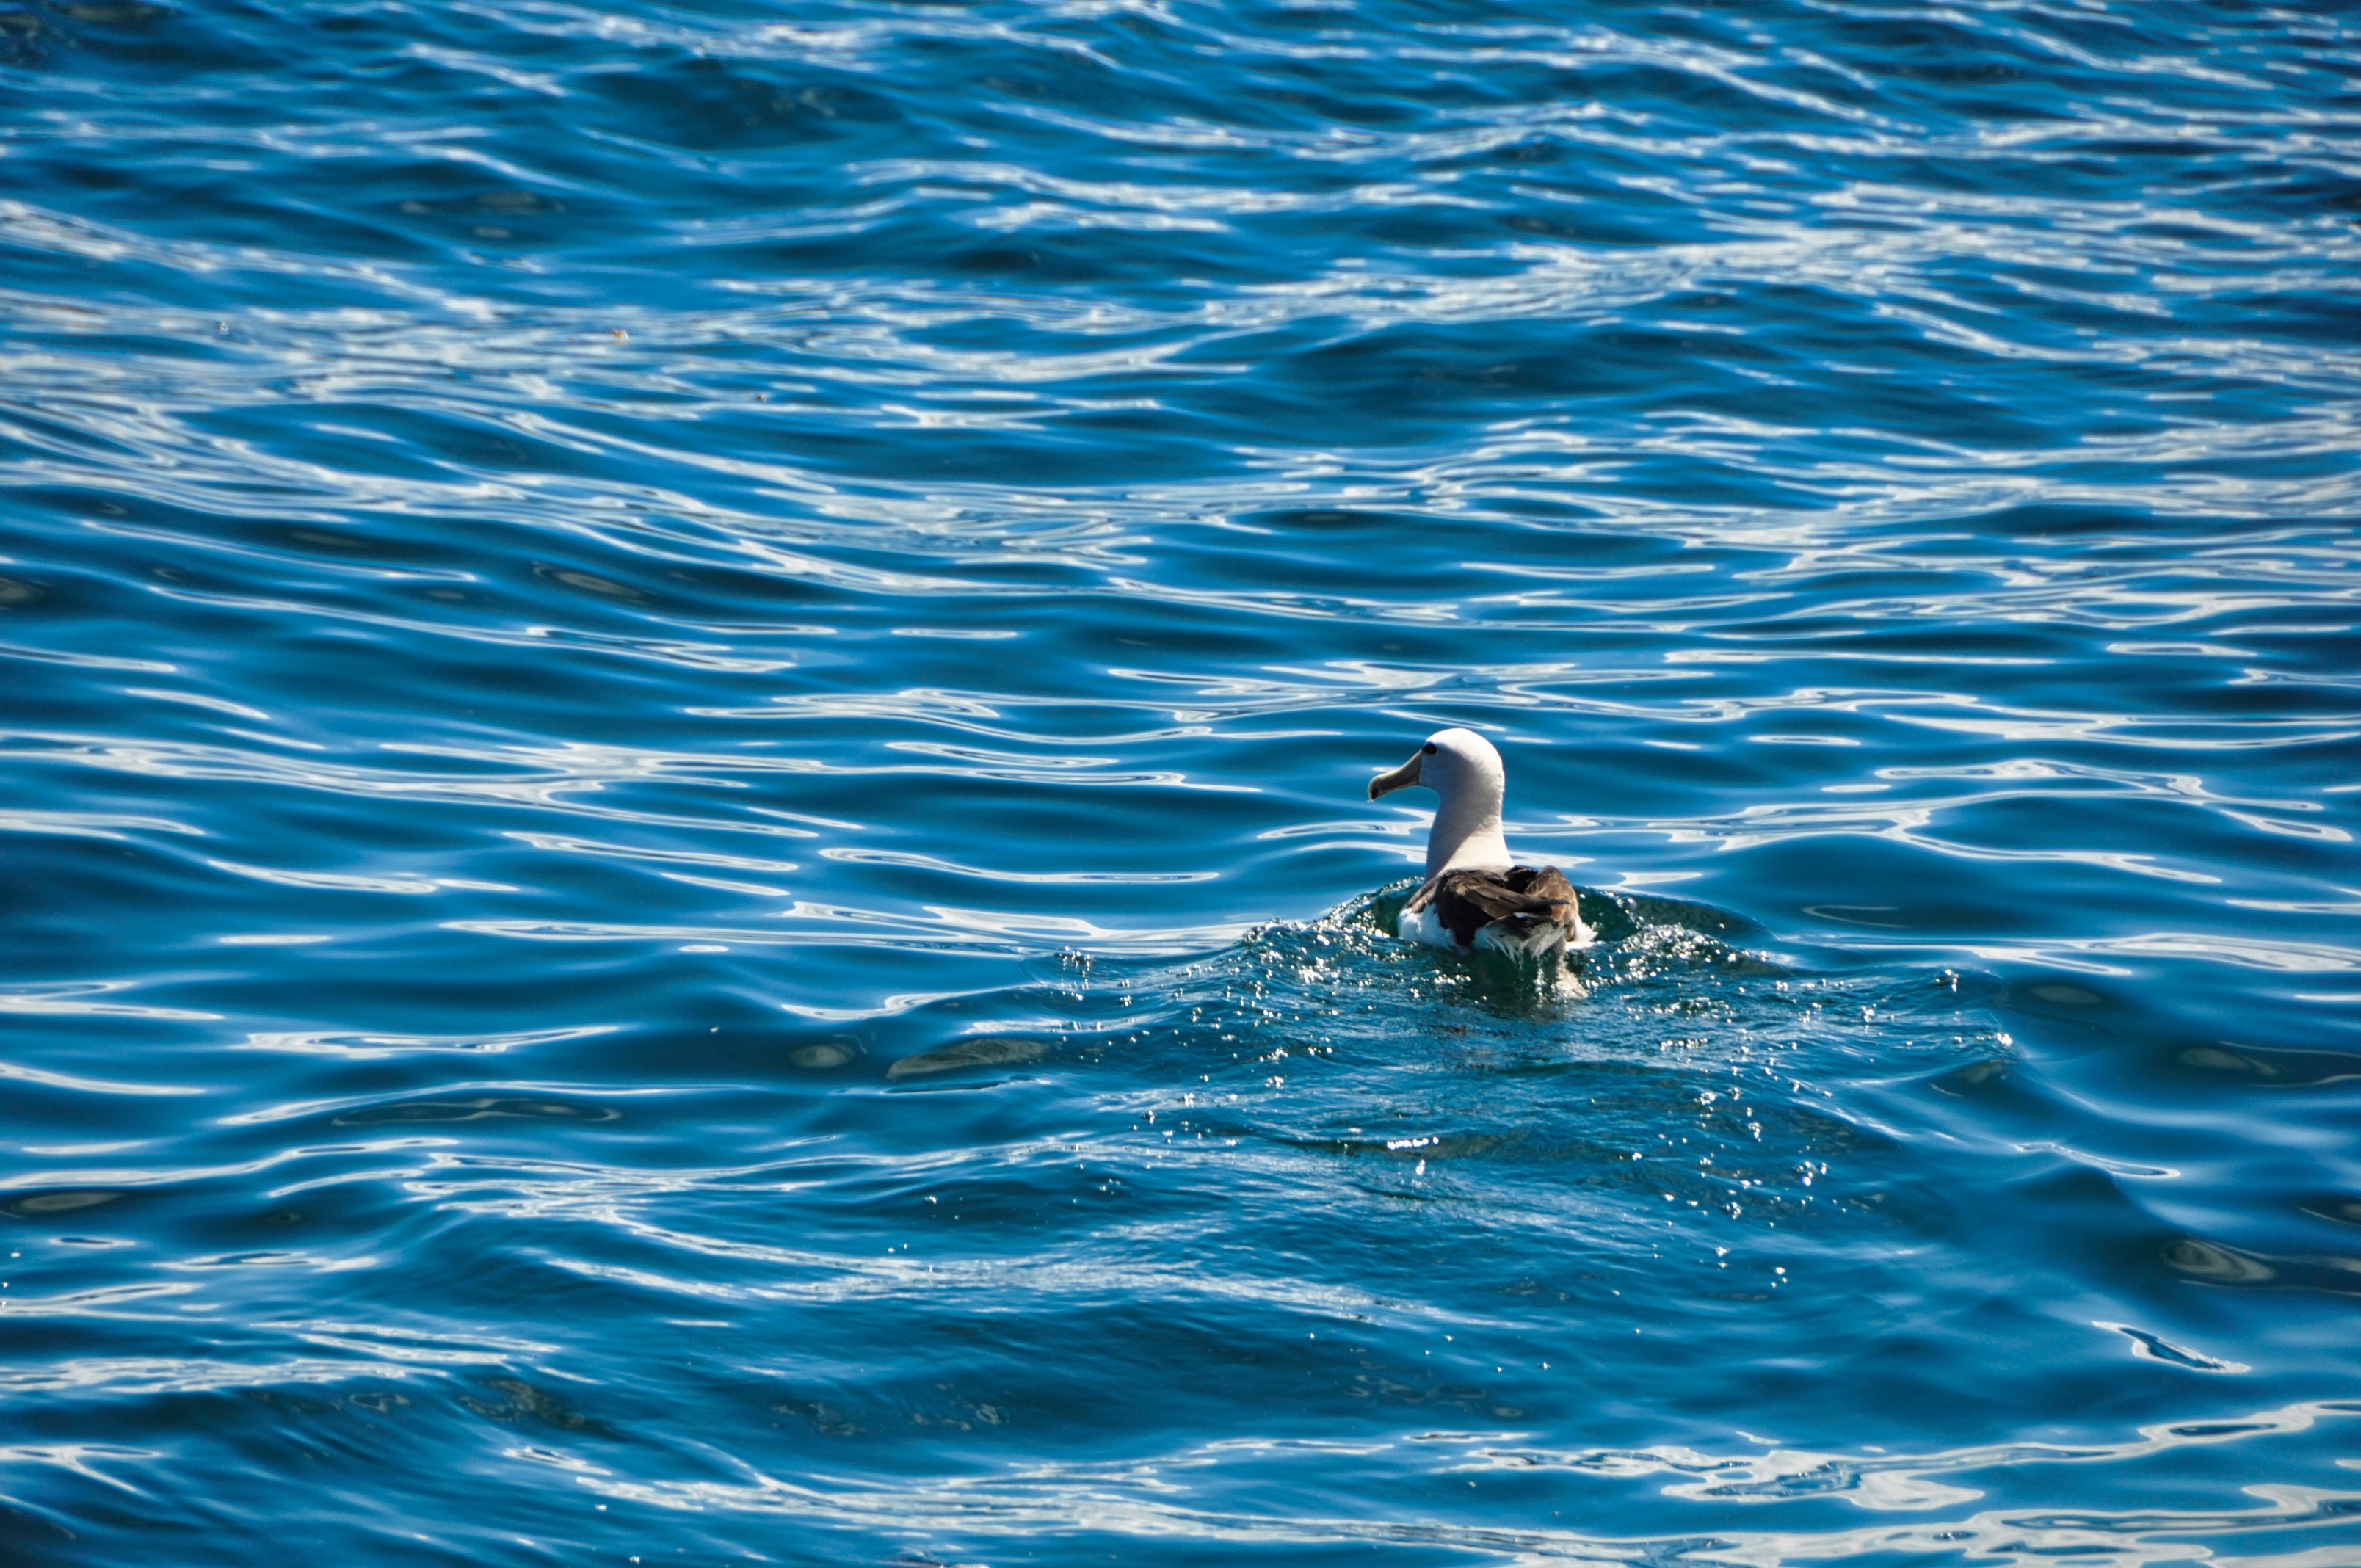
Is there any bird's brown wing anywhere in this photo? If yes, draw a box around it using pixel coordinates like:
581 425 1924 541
1506 864 1578 907
1412 866 1581 948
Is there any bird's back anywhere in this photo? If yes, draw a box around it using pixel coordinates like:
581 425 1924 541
1401 865 1590 955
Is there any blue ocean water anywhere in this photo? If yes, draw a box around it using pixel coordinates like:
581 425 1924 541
4 0 2361 1561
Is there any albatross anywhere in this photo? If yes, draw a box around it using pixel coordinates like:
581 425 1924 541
1367 727 1592 959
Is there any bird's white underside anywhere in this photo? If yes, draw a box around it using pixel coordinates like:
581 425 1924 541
1398 899 1595 958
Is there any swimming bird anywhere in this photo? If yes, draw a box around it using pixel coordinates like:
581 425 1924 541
1367 727 1592 959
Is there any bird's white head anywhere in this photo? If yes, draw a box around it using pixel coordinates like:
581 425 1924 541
1368 727 1513 877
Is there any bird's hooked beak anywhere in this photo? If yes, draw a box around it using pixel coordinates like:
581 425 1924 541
1368 748 1424 801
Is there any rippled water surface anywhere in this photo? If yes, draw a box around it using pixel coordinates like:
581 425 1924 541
5 0 2361 1561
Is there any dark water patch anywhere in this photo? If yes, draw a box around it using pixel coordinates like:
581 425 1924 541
328 1095 623 1128
5 1188 126 1217
885 1036 1048 1082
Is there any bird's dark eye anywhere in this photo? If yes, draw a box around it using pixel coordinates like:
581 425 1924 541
1423 743 1437 755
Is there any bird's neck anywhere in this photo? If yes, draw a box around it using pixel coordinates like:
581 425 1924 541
1426 785 1510 877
